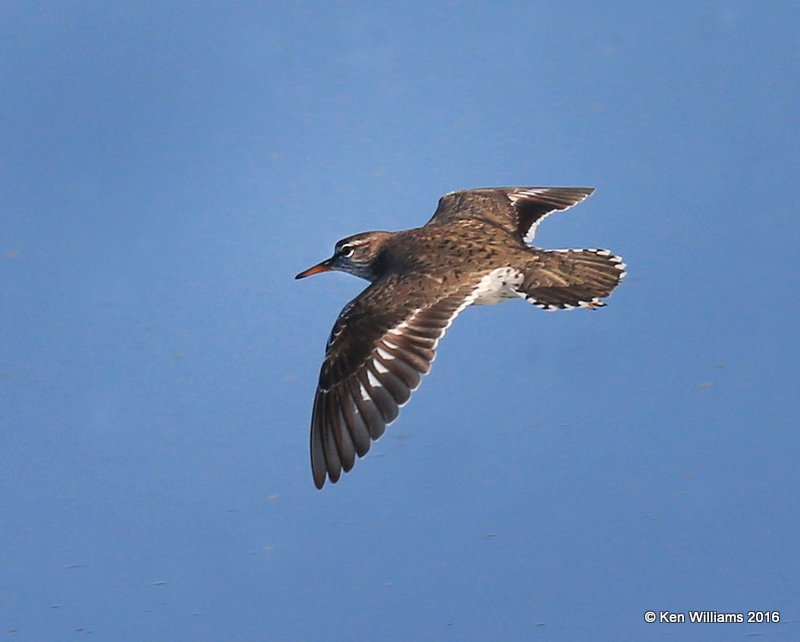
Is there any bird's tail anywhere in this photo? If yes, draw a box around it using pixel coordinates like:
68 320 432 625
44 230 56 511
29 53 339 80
516 249 626 310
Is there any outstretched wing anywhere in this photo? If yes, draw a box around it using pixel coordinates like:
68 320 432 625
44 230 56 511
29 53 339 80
428 187 594 243
310 274 476 488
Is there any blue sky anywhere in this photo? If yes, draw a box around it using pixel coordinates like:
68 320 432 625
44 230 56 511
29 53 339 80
2 2 798 640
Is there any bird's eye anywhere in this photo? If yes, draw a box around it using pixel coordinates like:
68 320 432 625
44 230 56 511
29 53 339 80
340 244 355 258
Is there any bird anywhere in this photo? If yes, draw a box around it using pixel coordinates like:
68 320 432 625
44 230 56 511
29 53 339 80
295 187 626 489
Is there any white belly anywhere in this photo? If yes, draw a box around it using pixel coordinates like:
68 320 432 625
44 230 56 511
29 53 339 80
471 267 524 306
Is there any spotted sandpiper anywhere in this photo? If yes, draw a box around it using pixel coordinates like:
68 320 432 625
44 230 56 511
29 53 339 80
296 187 626 488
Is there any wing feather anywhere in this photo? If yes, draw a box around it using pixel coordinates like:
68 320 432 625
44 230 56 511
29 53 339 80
309 276 475 488
429 186 594 243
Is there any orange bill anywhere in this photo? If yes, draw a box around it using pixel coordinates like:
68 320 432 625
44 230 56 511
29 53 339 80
295 260 334 279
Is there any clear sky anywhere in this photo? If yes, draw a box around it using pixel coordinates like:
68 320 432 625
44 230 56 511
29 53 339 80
2 2 798 640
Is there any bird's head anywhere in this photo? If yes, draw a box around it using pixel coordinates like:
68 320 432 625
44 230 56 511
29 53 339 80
295 231 392 282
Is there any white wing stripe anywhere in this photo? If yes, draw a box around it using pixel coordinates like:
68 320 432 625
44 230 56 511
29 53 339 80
376 347 395 360
366 369 381 388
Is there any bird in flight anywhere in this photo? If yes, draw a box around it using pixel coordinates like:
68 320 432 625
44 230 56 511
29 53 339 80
296 187 626 488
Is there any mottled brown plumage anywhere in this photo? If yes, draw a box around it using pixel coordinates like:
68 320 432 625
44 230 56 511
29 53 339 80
296 187 626 488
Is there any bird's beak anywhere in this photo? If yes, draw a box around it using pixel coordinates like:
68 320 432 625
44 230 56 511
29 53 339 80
295 258 334 279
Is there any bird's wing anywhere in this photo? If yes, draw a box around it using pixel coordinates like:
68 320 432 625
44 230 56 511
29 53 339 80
310 273 476 488
428 187 594 243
